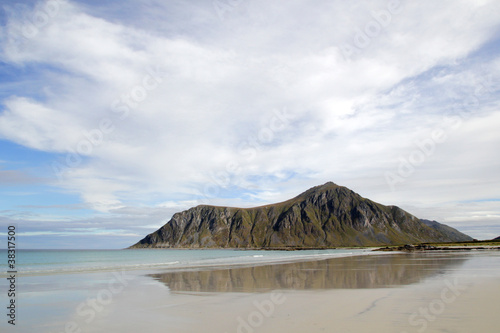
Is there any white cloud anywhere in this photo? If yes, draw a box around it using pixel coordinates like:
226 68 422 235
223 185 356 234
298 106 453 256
0 97 82 151
0 0 499 245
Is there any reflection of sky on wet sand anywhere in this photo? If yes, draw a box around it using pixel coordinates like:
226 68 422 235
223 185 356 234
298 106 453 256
150 253 468 293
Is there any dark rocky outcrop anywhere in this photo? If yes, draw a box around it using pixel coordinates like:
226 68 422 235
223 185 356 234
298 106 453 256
130 182 472 249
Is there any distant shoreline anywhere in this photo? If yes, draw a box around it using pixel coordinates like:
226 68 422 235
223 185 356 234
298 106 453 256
128 246 378 251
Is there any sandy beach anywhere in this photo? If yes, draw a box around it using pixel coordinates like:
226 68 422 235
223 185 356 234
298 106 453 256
4 251 500 333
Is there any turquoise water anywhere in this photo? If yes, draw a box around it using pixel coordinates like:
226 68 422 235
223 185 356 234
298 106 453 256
0 248 371 276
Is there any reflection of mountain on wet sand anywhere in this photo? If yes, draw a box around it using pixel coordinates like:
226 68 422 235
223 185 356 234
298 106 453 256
150 253 467 292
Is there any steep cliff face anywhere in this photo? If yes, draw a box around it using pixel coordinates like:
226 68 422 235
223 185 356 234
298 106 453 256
131 182 472 248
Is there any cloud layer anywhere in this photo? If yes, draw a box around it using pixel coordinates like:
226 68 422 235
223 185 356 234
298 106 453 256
0 0 499 247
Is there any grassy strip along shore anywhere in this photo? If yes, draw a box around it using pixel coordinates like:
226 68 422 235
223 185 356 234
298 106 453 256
374 238 500 252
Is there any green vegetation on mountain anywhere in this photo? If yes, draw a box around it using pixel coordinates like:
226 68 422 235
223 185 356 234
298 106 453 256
130 182 472 249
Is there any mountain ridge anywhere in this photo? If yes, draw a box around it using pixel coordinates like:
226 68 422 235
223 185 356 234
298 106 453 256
130 182 472 249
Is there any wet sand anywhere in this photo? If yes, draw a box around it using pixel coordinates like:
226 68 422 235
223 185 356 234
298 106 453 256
3 251 500 332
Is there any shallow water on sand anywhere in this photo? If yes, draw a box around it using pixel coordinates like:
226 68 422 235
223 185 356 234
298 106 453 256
1 251 499 332
150 252 471 292
0 248 371 276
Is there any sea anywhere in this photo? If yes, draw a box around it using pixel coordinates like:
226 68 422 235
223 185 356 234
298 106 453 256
1 248 499 332
0 248 373 276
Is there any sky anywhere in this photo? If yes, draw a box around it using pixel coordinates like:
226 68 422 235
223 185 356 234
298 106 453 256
0 0 499 249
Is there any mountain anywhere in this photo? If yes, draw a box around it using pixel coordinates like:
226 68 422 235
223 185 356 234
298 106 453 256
130 182 472 249
420 219 473 242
